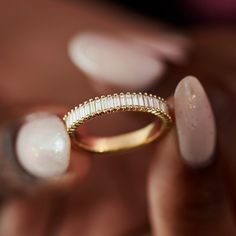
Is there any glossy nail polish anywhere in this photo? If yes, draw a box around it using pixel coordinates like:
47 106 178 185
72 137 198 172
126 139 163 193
16 113 71 178
68 32 165 90
174 76 216 167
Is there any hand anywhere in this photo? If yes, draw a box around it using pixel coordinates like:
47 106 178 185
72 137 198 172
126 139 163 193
0 1 236 236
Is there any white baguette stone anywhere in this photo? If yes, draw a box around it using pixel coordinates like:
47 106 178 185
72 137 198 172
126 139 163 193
148 96 154 107
107 96 114 109
72 111 76 125
143 95 149 107
161 102 167 113
74 108 78 121
153 98 160 110
84 103 90 117
138 94 144 106
90 101 95 114
132 94 139 105
120 94 126 106
113 95 120 107
77 108 82 120
69 114 73 127
79 106 85 120
125 93 132 105
64 93 169 131
95 99 102 112
65 117 69 128
101 97 107 110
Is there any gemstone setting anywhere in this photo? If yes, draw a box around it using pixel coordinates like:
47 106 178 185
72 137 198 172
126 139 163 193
63 92 169 133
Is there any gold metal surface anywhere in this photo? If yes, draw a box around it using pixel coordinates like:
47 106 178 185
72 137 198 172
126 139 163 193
63 92 172 153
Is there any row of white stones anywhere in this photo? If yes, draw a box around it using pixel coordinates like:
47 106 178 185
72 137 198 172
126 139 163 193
64 93 169 131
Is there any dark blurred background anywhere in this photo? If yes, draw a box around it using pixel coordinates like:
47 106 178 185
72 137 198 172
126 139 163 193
103 0 236 25
104 0 186 26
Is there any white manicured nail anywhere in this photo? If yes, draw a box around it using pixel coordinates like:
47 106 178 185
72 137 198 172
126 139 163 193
68 32 165 90
175 76 216 167
129 34 188 64
16 113 71 179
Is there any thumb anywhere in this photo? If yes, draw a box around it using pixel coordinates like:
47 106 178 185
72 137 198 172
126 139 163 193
148 77 235 236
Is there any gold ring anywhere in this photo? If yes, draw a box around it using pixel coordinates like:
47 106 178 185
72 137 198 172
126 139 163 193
63 92 172 153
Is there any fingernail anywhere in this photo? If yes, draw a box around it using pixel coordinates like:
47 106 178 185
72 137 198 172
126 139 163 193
68 32 165 90
174 76 216 167
16 113 71 179
129 35 189 64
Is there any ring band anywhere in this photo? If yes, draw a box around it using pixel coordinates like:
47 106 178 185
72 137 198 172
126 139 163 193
63 92 172 153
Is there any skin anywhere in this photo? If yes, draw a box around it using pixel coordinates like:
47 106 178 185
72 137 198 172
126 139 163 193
0 1 236 235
